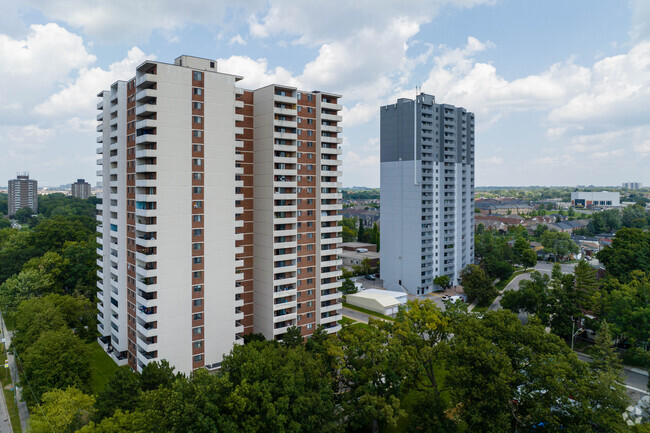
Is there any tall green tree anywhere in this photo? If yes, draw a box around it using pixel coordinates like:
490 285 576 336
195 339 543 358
460 264 496 304
331 322 407 433
94 368 142 421
139 360 179 392
20 327 92 408
27 387 96 433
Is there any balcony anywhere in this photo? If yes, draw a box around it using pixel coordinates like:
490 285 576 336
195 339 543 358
135 133 157 145
136 306 158 322
320 204 340 212
274 131 297 141
273 299 297 311
321 124 342 133
273 94 296 104
135 178 157 188
321 146 342 155
136 104 156 116
136 73 157 87
320 313 343 324
320 281 341 291
273 287 297 299
136 321 157 338
274 156 297 165
321 214 342 223
320 302 341 314
320 101 342 111
109 351 129 367
320 269 342 279
274 143 296 152
273 275 297 287
272 311 297 323
321 291 343 302
273 119 298 129
137 350 156 366
136 278 157 293
135 251 157 262
321 113 342 122
320 135 343 144
324 324 342 334
135 88 157 102
136 119 157 130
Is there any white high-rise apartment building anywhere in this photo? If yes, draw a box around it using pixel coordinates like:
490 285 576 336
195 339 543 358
96 56 342 374
380 93 474 295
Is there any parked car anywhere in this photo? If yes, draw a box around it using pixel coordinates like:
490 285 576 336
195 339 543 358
441 295 451 301
364 274 376 281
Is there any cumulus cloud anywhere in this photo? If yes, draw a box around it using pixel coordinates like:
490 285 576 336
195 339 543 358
21 0 267 42
229 34 247 45
216 55 300 90
33 47 152 118
0 23 96 120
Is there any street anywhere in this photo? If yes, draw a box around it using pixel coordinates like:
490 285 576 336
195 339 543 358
487 262 648 403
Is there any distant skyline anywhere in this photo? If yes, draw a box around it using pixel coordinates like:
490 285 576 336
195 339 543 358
1 1 649 187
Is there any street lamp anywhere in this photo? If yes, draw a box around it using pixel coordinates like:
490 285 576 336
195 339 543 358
571 320 584 351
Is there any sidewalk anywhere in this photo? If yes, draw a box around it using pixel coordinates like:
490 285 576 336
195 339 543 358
0 373 12 433
0 312 28 432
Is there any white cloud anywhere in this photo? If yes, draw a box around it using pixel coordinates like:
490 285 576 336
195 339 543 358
630 0 650 41
33 47 152 118
249 0 494 45
0 23 96 119
229 34 247 45
216 55 299 90
547 41 650 135
479 156 503 164
22 0 267 42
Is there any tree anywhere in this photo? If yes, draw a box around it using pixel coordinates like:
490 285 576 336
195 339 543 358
541 231 579 261
460 264 497 304
447 309 628 433
331 322 406 433
304 325 330 356
340 277 357 295
589 321 622 375
20 328 92 407
597 227 650 283
0 268 56 320
13 206 34 223
0 215 10 229
357 218 366 243
281 325 304 348
339 217 357 243
534 223 548 239
573 259 600 313
520 248 537 270
433 275 450 288
140 360 178 392
28 387 96 433
513 237 529 261
77 410 149 433
500 271 551 322
95 368 142 421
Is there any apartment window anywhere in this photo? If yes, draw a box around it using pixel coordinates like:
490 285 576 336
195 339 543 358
307 290 313 295
307 233 313 239
307 131 314 136
193 187 203 194
193 201 202 208
193 228 203 236
193 215 202 222
307 119 314 124
307 199 313 204
193 71 203 81
193 299 203 307
193 313 203 320
306 312 313 318
193 130 202 137
307 107 314 113
307 323 313 329
297 118 302 123
193 257 202 264
193 173 203 180
307 142 313 147
193 271 202 278
297 92 301 99
192 326 203 335
307 153 313 159
307 278 313 284
193 116 202 124
307 187 313 193
193 285 203 292
193 158 203 166
193 243 203 250
193 88 202 95
307 94 313 101
193 102 203 110
193 340 203 349
297 141 302 147
307 301 313 307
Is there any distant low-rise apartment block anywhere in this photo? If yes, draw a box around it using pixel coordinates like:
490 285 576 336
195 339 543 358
622 182 642 190
571 191 620 208
380 93 474 295
71 178 91 199
95 55 343 374
8 173 38 216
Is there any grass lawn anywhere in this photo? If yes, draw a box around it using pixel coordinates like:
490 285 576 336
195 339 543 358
87 342 120 394
0 351 22 433
338 316 357 326
342 303 394 321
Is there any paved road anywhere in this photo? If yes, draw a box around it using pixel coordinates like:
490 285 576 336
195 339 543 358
489 262 578 312
487 263 649 403
0 375 12 433
0 312 28 432
342 307 370 324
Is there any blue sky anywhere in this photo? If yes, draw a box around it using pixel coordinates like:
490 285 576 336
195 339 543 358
1 0 649 188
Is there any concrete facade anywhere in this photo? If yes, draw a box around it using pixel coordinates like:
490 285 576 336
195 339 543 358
8 173 37 216
96 55 342 374
571 191 620 208
380 93 474 295
71 178 91 199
